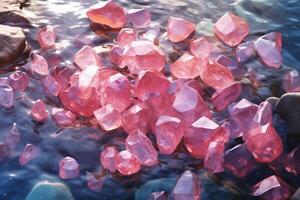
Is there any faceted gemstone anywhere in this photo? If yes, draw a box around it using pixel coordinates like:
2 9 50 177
170 170 200 200
246 123 283 163
252 175 292 200
42 75 61 96
51 108 76 128
154 115 185 154
224 144 256 177
86 172 107 192
236 41 255 63
200 59 234 90
172 85 211 125
59 156 80 179
254 32 282 68
100 146 119 172
190 37 212 59
283 70 300 92
204 141 225 173
73 45 102 70
284 146 300 176
100 73 131 112
110 45 125 67
30 54 49 77
167 17 196 43
123 41 166 74
121 102 152 134
5 123 21 149
0 84 14 109
213 12 249 46
30 99 48 122
127 8 151 28
184 116 225 159
211 82 242 111
9 71 29 91
86 0 126 29
94 104 121 131
37 25 56 49
116 150 141 176
170 53 205 79
19 144 38 166
0 142 9 161
125 129 158 166
116 28 137 47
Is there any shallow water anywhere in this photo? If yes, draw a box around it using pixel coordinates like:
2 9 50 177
1 0 300 199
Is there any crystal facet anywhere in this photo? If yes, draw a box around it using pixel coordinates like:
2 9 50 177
116 150 141 176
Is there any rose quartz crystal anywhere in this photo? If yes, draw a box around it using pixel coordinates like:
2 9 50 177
204 141 225 173
167 17 195 43
110 45 125 67
31 54 49 77
30 99 48 122
283 70 300 92
190 37 212 59
94 104 121 131
284 146 300 176
116 28 137 47
236 41 255 63
37 25 56 49
42 75 61 96
59 156 80 179
5 123 21 149
0 142 9 161
86 0 126 29
51 108 76 128
116 150 141 176
9 71 29 91
19 143 38 166
127 8 151 28
86 172 106 192
100 146 119 172
73 45 102 70
0 84 14 109
214 12 249 46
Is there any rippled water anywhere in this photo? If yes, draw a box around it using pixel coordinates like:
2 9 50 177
1 0 300 199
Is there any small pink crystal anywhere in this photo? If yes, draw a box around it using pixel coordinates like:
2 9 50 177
0 84 14 109
236 41 255 63
283 70 300 92
9 71 29 91
0 142 9 161
59 156 80 179
5 123 21 149
214 12 249 46
94 104 121 131
73 45 102 70
116 150 141 176
86 0 126 29
204 141 225 173
51 108 76 128
37 25 56 49
100 146 119 172
86 172 107 192
125 129 158 166
31 54 49 77
19 144 38 166
284 146 300 176
190 37 213 59
30 99 48 122
110 45 125 67
167 17 195 43
116 28 137 47
53 67 74 89
42 75 61 96
127 8 151 28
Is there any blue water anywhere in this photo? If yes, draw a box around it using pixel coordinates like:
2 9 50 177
0 0 300 199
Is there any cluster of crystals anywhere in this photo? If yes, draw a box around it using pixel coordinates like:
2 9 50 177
1 0 297 198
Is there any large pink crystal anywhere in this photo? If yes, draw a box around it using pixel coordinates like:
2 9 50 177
30 99 48 122
204 141 225 173
167 17 195 43
94 104 121 131
86 0 126 29
214 12 249 46
0 84 14 109
284 146 300 176
59 156 80 179
116 150 141 176
127 8 151 28
9 71 29 91
51 108 76 128
30 54 49 77
170 170 200 200
37 25 56 49
73 45 102 70
5 123 21 149
42 75 61 96
125 129 158 166
190 37 213 59
19 144 38 166
100 146 119 172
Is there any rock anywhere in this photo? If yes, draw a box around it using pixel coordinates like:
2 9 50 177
0 25 26 66
265 96 279 111
291 188 300 200
276 93 300 142
25 181 75 200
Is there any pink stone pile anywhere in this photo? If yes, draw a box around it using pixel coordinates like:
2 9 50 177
0 0 298 198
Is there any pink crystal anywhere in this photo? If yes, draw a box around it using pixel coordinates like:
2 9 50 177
100 146 119 172
94 104 121 131
0 84 14 109
236 41 255 63
59 156 80 179
51 108 76 128
224 144 256 177
140 23 160 42
73 45 102 70
284 146 300 176
222 118 243 139
37 25 56 49
116 28 137 47
204 141 225 173
123 41 166 74
110 45 125 67
9 71 29 91
127 8 151 28
53 67 74 89
211 82 242 111
252 101 273 127
254 32 282 68
125 129 158 166
86 172 106 192
167 17 195 43
184 116 225 159
0 142 9 161
190 37 213 59
30 99 48 122
19 144 38 166
170 170 200 200
31 54 49 77
116 150 141 176
252 175 292 200
42 75 61 96
154 115 185 154
213 12 249 46
283 70 300 92
5 123 21 149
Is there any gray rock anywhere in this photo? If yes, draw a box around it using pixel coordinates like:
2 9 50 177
25 181 75 200
291 188 300 200
266 97 279 111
